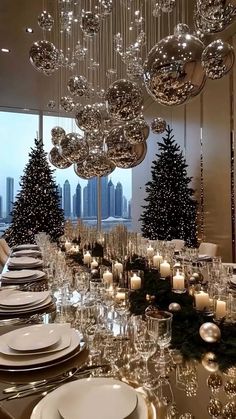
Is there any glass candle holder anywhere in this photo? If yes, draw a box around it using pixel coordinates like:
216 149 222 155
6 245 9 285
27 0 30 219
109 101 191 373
229 293 236 322
213 295 229 322
194 290 213 314
128 270 144 290
172 269 186 294
101 268 113 286
112 260 124 284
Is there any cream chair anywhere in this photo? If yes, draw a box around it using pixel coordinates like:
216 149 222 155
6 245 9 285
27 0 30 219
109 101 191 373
0 238 11 257
198 242 218 258
0 246 8 268
171 239 185 252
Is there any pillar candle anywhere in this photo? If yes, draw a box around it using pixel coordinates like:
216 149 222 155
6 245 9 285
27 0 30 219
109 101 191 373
153 253 163 268
91 258 98 269
130 273 141 290
215 299 227 319
147 245 154 258
83 251 91 265
114 261 123 274
195 291 210 311
116 291 126 300
103 269 113 284
160 260 171 277
65 241 71 251
173 269 185 290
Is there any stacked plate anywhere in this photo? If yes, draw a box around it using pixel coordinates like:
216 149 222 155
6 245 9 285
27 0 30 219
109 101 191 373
230 275 236 290
8 257 43 270
13 244 40 251
11 250 42 258
0 290 52 316
1 269 45 285
0 323 84 371
31 378 156 419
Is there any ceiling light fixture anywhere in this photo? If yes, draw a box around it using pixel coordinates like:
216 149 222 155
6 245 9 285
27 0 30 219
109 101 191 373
26 27 34 33
1 48 10 53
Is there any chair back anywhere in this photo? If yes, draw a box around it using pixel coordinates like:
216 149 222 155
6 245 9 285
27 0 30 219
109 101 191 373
0 246 8 267
198 242 218 257
0 238 11 256
171 239 185 252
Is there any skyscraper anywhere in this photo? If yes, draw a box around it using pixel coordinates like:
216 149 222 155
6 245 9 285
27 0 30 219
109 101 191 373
73 194 76 218
63 180 71 218
6 177 14 221
108 179 115 217
115 182 123 217
75 183 82 218
0 196 2 219
83 185 89 217
101 176 108 219
128 199 132 219
87 178 97 218
57 184 62 209
123 196 128 218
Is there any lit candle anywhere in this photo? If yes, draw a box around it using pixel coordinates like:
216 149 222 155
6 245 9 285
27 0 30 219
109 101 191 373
173 269 185 290
116 291 126 300
130 273 141 290
153 253 163 269
195 291 210 311
147 245 154 258
215 299 227 319
103 269 113 284
65 241 71 251
160 260 171 277
83 251 91 265
91 258 98 269
114 261 123 274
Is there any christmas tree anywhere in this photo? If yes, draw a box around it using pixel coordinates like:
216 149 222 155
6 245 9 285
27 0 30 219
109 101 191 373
4 138 64 246
140 126 198 247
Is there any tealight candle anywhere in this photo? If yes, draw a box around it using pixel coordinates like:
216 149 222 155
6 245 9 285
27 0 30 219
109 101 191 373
160 260 171 277
173 269 185 291
147 245 155 258
215 299 227 319
83 251 91 265
153 253 163 269
114 261 123 274
91 258 98 269
103 269 113 284
130 273 141 290
116 291 126 300
195 291 210 311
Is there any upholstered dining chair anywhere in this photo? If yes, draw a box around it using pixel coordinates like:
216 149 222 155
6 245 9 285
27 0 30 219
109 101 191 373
0 246 8 271
171 239 185 252
0 238 11 257
198 242 218 257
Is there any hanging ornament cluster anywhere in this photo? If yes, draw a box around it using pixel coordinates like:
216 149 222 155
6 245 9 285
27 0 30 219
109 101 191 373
194 0 236 35
201 39 235 80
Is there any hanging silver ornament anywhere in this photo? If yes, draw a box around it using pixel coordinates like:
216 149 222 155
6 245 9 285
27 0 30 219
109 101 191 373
153 3 161 17
144 32 206 106
126 58 144 81
159 0 176 13
74 42 87 61
106 79 143 121
174 23 190 35
100 0 113 16
60 96 75 112
38 11 54 30
67 75 89 97
168 302 181 312
124 118 149 144
151 117 167 134
80 11 100 37
74 103 83 113
59 133 88 163
75 105 102 132
207 398 222 418
89 150 116 177
60 10 73 31
85 131 104 148
202 40 235 80
48 147 71 169
51 126 66 146
199 323 221 343
47 100 56 110
194 1 236 34
222 401 236 419
74 160 96 179
29 40 59 76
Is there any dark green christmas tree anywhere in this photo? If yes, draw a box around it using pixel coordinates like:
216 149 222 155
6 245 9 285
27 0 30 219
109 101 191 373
4 138 64 246
140 126 198 247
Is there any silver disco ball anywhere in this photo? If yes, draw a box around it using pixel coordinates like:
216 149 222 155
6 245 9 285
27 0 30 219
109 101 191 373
38 11 54 31
75 105 102 132
144 32 206 106
29 40 59 76
60 96 75 112
48 147 71 169
59 133 89 163
194 0 236 34
151 117 167 134
124 118 150 144
85 131 104 148
80 11 101 37
159 0 176 13
67 75 89 97
202 39 235 79
106 126 139 168
100 0 113 16
51 126 66 146
106 79 143 121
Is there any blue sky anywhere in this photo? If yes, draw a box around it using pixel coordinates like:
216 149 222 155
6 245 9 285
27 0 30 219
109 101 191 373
0 111 132 215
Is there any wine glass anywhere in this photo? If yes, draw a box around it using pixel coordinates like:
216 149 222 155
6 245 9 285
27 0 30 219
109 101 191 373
74 272 90 306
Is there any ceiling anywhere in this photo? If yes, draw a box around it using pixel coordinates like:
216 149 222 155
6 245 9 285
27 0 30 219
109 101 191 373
0 0 236 114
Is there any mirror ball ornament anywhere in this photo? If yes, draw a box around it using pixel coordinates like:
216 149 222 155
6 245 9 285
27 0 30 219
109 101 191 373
74 150 115 179
151 117 166 134
67 75 89 97
201 40 235 80
47 100 56 110
60 96 74 112
201 352 219 372
168 302 181 312
144 30 206 106
48 147 71 169
75 105 102 132
222 401 236 419
29 40 59 76
194 1 236 34
59 133 89 163
199 323 221 343
159 0 176 13
100 0 113 16
106 79 143 121
85 131 104 148
38 11 54 31
51 126 66 146
124 118 150 144
80 11 101 37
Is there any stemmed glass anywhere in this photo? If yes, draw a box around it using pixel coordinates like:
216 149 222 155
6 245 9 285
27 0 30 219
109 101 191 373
74 272 90 306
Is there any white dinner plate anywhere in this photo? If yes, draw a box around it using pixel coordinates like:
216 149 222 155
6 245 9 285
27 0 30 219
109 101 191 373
7 324 61 351
0 324 72 356
8 257 42 266
1 270 36 280
0 328 81 368
0 290 50 307
11 250 41 258
0 295 52 315
13 244 39 250
1 270 45 284
31 381 155 419
230 276 236 286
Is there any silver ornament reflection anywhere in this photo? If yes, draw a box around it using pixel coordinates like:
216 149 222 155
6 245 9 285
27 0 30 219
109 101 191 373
85 131 104 148
67 75 89 97
38 11 54 30
60 96 75 112
199 323 221 343
59 133 88 163
100 0 113 16
202 40 235 79
47 100 56 110
106 79 143 121
151 117 167 134
124 118 149 144
75 105 102 131
29 40 59 76
174 23 190 35
51 126 66 146
159 0 176 13
81 11 100 37
144 33 206 106
48 147 71 169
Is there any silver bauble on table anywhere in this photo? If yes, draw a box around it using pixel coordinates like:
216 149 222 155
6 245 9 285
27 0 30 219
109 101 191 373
201 352 219 372
29 40 59 76
48 147 71 169
124 118 149 144
202 40 235 80
51 126 66 146
144 31 206 106
59 133 88 163
151 117 167 134
168 302 181 312
67 75 89 97
75 105 102 132
60 96 75 112
199 322 221 343
106 79 143 121
80 11 100 37
38 11 54 31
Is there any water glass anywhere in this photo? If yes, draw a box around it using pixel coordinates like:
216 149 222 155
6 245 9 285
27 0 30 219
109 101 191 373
146 310 173 367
